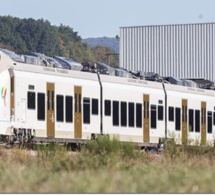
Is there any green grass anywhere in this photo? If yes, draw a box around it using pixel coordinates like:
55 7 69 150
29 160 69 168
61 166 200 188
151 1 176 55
0 136 215 193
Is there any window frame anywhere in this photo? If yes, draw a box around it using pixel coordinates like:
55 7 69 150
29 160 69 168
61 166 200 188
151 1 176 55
208 111 212 134
136 103 142 128
27 91 36 110
150 104 157 129
195 110 200 133
83 97 90 124
105 100 111 116
66 96 73 123
175 107 181 131
56 95 64 122
121 101 127 127
37 93 45 121
158 105 164 121
128 102 135 127
213 112 215 126
92 98 99 115
169 106 174 122
113 101 119 126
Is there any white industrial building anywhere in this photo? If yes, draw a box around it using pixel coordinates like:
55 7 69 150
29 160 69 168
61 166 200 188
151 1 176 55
119 23 215 81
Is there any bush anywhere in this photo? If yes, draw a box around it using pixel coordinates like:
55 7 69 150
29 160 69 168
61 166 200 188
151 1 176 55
83 135 136 158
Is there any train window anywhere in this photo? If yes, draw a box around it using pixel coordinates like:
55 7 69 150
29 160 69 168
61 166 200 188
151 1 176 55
75 94 77 112
158 100 163 104
28 85 34 90
66 96 73 123
204 108 206 125
208 111 212 134
83 98 90 124
129 102 135 127
175 108 181 131
213 112 215 126
185 106 187 123
37 93 45 120
113 101 119 126
79 94 81 113
182 106 184 122
92 99 98 115
151 105 157 129
158 105 163 120
188 109 194 132
57 95 64 122
144 101 146 119
105 100 111 116
27 91 35 109
147 102 149 119
121 101 127 127
47 91 50 110
195 110 200 132
136 103 142 128
168 107 174 121
52 91 54 111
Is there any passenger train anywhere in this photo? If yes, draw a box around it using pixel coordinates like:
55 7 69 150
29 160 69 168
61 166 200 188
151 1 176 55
0 48 215 147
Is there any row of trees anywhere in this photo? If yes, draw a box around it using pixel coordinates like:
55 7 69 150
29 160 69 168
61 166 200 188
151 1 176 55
0 16 118 66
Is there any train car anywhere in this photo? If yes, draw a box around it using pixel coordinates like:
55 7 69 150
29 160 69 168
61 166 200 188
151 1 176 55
165 83 215 145
0 49 215 147
100 75 165 144
0 50 102 144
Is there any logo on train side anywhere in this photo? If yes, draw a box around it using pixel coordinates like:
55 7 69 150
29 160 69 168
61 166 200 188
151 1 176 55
1 85 7 106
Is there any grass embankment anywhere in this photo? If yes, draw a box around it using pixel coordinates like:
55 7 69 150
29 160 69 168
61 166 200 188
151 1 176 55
0 136 215 193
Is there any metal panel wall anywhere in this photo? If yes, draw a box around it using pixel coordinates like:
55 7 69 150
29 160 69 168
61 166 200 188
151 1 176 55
120 23 215 81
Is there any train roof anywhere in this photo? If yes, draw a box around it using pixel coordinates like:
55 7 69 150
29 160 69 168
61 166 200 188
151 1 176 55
0 48 215 95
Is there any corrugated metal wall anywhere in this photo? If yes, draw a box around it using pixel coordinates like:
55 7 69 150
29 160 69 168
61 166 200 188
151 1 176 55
120 23 215 81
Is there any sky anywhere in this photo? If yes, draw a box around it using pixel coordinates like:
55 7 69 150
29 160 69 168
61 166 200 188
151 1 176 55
0 0 215 38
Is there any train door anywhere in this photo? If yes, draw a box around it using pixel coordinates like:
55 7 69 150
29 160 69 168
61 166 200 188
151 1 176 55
182 99 187 144
47 83 55 137
201 101 206 145
143 94 149 142
74 86 82 138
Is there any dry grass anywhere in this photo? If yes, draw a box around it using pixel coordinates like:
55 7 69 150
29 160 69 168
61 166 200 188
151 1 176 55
0 136 215 193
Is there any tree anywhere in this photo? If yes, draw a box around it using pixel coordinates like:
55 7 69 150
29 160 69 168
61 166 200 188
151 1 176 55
91 46 119 67
0 16 118 65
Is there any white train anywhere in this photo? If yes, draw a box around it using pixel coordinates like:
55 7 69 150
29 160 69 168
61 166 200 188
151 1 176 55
0 48 215 147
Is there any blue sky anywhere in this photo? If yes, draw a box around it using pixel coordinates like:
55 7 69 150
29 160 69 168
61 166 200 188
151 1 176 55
0 0 215 38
